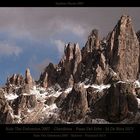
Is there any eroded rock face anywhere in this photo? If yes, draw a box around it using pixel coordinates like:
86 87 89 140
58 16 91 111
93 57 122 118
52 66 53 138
58 43 82 86
45 96 57 106
12 94 37 116
7 74 24 86
106 83 130 122
92 82 138 122
25 68 34 87
39 43 82 88
60 83 88 122
39 63 57 88
55 92 69 108
86 87 106 108
79 29 110 85
5 74 24 93
5 69 34 94
1 14 140 124
82 29 100 61
0 89 13 124
39 15 140 87
106 15 139 81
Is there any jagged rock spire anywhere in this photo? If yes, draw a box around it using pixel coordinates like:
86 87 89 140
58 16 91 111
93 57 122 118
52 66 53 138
106 15 139 81
25 68 33 86
1 14 140 124
62 42 82 75
82 29 100 60
6 73 24 86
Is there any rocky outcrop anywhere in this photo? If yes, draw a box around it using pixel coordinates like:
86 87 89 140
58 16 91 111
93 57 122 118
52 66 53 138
39 43 82 88
79 29 110 85
0 89 13 124
92 82 138 122
45 96 57 106
39 15 140 87
58 43 82 86
86 87 106 108
55 92 69 108
5 68 34 94
82 29 100 61
6 74 24 86
60 83 88 122
39 63 57 88
12 94 37 116
5 74 24 93
25 68 34 87
62 43 82 70
1 14 140 124
106 15 139 81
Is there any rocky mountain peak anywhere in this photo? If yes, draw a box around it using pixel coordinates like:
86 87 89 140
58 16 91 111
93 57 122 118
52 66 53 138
64 43 74 61
88 29 99 48
25 68 33 87
63 42 81 62
82 29 100 61
6 74 24 87
1 15 140 124
106 15 139 81
39 42 82 88
120 14 131 24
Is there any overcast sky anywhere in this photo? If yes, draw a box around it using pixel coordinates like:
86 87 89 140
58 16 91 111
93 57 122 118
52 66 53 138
0 7 140 85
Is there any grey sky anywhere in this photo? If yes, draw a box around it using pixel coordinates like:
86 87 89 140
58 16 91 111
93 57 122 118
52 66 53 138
0 7 140 41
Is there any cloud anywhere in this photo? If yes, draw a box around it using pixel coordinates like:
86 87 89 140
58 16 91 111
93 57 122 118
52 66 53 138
47 18 89 39
0 42 22 56
70 24 87 37
0 8 140 43
51 39 65 56
0 8 98 42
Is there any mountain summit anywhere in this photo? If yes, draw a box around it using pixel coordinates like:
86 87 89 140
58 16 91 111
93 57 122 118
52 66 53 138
0 15 140 124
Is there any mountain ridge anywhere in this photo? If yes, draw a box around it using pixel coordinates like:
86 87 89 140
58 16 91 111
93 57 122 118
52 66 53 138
0 15 140 124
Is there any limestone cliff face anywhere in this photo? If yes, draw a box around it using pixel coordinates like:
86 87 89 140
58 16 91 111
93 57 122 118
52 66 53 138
106 15 139 81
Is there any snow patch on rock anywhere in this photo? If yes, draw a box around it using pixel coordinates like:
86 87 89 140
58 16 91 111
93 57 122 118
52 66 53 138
134 80 140 88
79 82 111 92
137 98 140 109
5 93 18 101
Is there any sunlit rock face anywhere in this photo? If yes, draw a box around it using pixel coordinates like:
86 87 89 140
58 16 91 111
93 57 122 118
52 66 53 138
106 15 139 81
0 15 140 124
